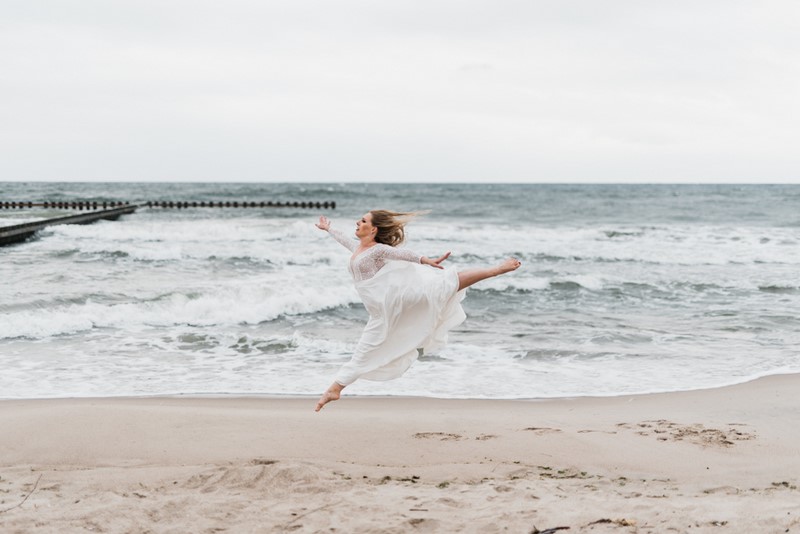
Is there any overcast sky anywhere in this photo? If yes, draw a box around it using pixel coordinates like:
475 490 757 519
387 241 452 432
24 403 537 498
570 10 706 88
2 1 799 183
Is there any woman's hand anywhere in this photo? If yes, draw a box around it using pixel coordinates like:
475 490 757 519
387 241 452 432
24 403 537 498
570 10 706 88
422 251 451 269
316 216 331 231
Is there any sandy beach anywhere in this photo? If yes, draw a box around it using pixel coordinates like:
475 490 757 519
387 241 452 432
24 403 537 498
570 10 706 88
1 375 799 533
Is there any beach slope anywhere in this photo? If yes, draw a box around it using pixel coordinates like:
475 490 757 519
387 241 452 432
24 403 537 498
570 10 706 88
2 375 799 533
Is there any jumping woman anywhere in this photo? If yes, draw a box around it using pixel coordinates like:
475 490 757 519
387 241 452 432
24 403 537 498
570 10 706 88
315 210 521 411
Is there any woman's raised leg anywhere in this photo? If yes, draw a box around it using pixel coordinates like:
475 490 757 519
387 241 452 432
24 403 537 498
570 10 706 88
457 257 521 291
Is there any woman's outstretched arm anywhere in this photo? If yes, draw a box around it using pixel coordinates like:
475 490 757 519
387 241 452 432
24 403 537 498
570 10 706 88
379 245 451 269
317 216 358 252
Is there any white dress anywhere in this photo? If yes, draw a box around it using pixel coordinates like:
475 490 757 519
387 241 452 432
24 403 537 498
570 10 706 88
327 227 466 386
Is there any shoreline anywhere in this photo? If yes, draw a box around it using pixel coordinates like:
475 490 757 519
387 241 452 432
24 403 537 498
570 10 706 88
3 370 799 403
2 374 799 532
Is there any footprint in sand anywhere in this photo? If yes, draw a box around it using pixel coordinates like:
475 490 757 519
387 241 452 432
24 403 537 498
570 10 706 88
408 518 440 529
522 427 562 435
413 432 463 441
702 486 741 495
251 458 279 465
616 420 755 447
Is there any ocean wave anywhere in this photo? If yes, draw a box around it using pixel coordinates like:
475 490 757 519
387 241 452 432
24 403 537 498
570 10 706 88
21 213 800 268
188 331 356 358
471 271 800 303
33 218 350 266
412 223 800 266
0 282 360 340
477 274 613 293
515 349 613 361
758 285 800 294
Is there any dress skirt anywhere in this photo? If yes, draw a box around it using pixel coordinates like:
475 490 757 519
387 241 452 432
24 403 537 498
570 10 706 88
334 261 466 386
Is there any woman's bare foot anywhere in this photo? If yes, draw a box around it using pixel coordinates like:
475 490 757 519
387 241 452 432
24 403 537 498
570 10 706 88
496 257 522 275
315 383 344 412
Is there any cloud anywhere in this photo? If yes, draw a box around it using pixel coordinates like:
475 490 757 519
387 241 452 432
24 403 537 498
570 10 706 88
1 0 799 182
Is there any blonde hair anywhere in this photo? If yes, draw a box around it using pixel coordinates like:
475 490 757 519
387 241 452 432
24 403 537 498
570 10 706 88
369 210 426 247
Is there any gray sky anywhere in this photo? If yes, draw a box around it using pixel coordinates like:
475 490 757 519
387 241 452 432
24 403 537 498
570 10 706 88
2 1 799 183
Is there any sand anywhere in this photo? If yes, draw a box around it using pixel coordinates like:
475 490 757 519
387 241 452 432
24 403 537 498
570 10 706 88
1 375 799 533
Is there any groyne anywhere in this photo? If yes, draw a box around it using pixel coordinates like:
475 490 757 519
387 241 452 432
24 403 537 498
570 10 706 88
0 205 138 246
0 199 335 247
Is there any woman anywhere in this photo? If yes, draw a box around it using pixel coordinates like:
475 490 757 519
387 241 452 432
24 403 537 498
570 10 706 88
315 210 521 411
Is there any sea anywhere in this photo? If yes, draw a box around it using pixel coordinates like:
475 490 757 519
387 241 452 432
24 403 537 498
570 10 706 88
1 182 799 400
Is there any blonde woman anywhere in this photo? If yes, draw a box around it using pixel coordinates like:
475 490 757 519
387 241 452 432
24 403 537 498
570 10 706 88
314 210 521 411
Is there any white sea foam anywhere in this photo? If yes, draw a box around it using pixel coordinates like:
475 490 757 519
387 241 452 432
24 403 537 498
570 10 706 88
413 223 800 266
3 333 799 399
0 277 360 339
27 216 800 269
42 218 327 263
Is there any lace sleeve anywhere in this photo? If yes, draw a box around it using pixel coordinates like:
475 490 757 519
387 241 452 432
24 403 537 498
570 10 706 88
376 244 422 264
327 227 358 252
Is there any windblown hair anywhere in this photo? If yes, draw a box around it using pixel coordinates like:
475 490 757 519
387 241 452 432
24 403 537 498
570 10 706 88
369 210 427 247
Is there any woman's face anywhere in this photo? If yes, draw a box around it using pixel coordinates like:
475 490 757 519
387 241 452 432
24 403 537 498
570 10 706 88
356 212 375 239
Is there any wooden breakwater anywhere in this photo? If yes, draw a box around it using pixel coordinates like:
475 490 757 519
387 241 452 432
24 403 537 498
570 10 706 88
144 200 336 209
0 199 336 247
0 205 139 247
0 201 130 211
0 200 335 211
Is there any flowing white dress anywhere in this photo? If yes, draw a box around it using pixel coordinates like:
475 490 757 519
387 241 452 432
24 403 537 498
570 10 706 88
327 227 466 386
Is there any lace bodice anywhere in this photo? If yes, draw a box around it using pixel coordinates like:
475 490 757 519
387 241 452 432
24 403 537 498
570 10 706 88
327 227 422 282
